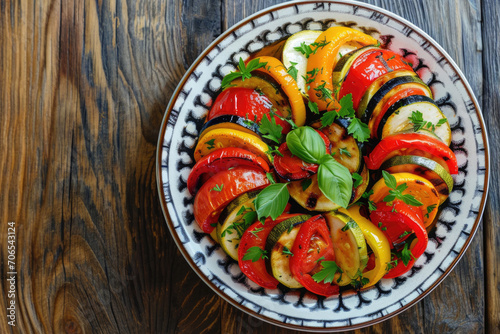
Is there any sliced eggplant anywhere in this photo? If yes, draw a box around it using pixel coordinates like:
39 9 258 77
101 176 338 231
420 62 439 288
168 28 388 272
265 215 311 288
357 70 418 119
324 211 368 286
199 114 260 140
288 164 368 212
380 155 453 205
281 30 322 96
361 75 432 123
378 95 451 145
217 190 260 260
311 118 364 174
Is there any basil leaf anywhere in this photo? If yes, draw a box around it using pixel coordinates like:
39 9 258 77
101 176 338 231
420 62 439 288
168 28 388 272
317 155 352 208
286 126 326 164
255 183 290 220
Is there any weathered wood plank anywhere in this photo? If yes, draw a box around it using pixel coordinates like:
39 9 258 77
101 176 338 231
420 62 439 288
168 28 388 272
481 0 500 332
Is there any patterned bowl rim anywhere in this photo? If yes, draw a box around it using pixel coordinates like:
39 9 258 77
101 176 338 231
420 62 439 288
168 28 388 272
156 0 490 331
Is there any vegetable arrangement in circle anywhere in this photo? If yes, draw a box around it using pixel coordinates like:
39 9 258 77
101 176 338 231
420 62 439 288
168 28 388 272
187 25 457 297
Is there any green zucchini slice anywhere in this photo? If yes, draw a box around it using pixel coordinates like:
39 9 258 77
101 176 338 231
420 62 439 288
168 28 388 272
217 190 260 260
378 95 451 145
282 30 322 96
324 211 368 286
265 215 311 288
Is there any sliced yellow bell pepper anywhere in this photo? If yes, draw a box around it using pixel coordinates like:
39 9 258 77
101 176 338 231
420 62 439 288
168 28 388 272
194 128 270 163
253 56 306 127
306 26 377 111
339 204 391 288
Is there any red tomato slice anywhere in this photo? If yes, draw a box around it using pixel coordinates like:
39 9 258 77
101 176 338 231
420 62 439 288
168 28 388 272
273 130 331 181
370 200 428 278
187 147 271 195
193 167 270 233
369 201 424 247
207 87 291 134
339 49 413 111
238 214 302 289
365 132 458 174
289 215 339 297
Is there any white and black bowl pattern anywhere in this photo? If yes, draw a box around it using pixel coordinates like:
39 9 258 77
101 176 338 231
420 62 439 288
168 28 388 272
157 1 489 331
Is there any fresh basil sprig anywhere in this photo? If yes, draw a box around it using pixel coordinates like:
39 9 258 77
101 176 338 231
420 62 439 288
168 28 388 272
317 155 353 208
254 183 290 221
286 126 326 164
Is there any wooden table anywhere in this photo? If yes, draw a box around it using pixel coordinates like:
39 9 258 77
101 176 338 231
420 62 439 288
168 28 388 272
1 0 498 333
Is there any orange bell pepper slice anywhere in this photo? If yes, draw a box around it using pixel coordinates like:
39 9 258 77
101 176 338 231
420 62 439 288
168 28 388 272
306 27 377 111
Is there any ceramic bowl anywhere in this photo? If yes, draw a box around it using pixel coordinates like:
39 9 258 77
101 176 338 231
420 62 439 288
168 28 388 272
156 0 489 331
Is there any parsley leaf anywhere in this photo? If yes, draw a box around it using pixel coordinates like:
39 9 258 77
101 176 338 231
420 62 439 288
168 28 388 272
350 271 369 289
339 147 352 157
242 246 268 262
211 184 223 192
352 172 363 188
338 94 356 118
220 57 268 88
259 114 283 144
314 81 333 102
347 118 370 142
294 41 314 58
282 246 294 256
205 138 216 150
312 260 343 284
250 227 264 238
308 100 320 114
400 243 415 266
381 171 423 206
286 61 299 81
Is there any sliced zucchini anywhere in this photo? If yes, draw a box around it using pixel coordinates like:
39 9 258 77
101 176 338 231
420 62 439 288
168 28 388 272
324 211 368 286
217 190 260 260
361 75 432 123
199 114 260 140
367 79 433 137
227 71 291 118
357 70 418 119
378 95 451 145
265 215 311 288
282 30 321 96
332 46 380 98
380 155 453 205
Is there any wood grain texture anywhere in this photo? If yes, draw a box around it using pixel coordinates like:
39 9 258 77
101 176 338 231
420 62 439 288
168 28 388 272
0 0 497 333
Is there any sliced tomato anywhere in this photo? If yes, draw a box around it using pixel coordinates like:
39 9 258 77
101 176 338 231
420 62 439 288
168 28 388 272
273 130 331 181
238 214 302 289
187 147 270 195
369 201 424 248
193 167 270 233
370 200 428 278
339 49 414 111
207 87 291 134
289 215 339 296
365 132 458 174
